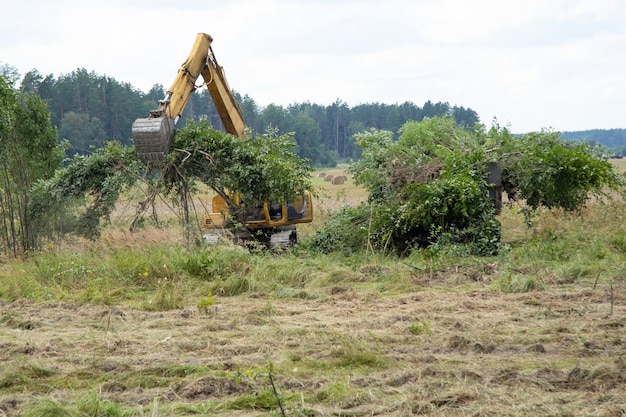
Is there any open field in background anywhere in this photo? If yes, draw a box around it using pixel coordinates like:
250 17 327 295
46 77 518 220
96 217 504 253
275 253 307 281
0 163 625 416
108 165 362 239
610 157 626 175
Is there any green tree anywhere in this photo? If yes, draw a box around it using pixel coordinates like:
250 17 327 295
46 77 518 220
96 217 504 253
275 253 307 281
59 111 107 155
36 69 147 147
238 93 260 133
20 69 43 94
0 71 65 255
145 83 165 102
292 113 322 162
258 104 292 133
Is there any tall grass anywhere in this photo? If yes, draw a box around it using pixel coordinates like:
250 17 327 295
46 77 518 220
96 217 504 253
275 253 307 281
1 195 624 305
0 227 416 308
493 199 626 292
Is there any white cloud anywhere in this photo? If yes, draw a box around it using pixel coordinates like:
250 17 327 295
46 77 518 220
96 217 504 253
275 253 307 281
2 0 626 132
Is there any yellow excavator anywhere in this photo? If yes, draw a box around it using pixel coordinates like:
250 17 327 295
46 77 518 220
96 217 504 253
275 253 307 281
132 33 313 246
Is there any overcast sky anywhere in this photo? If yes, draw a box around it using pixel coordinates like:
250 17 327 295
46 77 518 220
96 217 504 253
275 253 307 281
2 0 625 133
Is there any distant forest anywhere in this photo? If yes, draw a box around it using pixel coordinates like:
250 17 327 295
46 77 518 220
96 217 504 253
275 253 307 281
17 68 478 166
16 67 626 165
560 129 626 156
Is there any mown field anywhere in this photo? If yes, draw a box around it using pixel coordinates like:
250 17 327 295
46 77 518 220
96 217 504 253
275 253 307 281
0 164 625 416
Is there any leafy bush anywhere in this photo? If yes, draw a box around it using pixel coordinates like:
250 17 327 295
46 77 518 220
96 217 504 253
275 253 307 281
496 129 622 211
307 117 622 257
308 117 501 256
303 204 372 254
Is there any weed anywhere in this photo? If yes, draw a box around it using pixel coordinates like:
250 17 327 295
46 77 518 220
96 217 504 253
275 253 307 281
143 276 183 311
263 291 275 315
76 391 123 417
492 273 545 293
196 289 216 314
21 397 74 417
409 320 432 335
225 364 285 412
178 250 217 279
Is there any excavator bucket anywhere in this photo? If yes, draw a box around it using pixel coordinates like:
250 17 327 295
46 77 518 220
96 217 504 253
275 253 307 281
132 116 175 163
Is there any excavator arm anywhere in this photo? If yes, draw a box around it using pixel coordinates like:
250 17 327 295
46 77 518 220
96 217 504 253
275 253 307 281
201 46 245 139
132 33 245 163
133 32 313 246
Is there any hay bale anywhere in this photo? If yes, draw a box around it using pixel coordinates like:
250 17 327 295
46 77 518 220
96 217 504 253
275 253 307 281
621 170 626 177
324 175 334 182
317 172 327 178
332 176 345 185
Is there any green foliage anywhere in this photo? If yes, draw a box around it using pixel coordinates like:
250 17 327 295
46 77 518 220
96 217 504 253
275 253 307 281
302 204 372 254
0 73 65 253
497 128 622 211
309 117 501 256
308 117 622 257
166 121 314 206
29 141 142 239
197 290 216 314
347 129 395 197
409 320 432 335
33 68 147 148
59 111 107 156
143 276 184 311
177 246 252 281
20 119 314 246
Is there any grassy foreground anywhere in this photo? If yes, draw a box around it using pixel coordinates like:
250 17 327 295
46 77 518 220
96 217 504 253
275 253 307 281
0 168 625 416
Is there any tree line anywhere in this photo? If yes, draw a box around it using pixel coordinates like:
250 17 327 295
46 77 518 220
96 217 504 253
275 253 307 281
561 129 626 156
17 67 479 165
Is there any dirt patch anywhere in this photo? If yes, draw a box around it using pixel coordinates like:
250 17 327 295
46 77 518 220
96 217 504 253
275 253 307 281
174 376 251 400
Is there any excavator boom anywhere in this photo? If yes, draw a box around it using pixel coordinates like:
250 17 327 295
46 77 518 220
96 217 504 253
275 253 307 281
132 33 245 163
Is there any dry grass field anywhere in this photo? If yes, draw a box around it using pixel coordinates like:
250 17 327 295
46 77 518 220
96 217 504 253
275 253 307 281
2 276 625 416
0 165 625 416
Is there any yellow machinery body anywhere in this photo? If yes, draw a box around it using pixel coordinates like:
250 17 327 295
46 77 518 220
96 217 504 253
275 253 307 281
131 33 313 244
